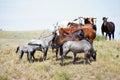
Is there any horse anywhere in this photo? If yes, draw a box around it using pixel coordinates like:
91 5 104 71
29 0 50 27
16 44 42 62
28 30 57 61
101 17 115 40
67 17 84 27
84 17 97 31
58 26 96 43
60 39 97 66
51 30 85 60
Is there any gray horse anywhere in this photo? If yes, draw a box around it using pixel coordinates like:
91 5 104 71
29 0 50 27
60 39 96 65
16 44 42 62
28 31 57 61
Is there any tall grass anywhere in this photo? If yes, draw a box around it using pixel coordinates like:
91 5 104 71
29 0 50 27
0 30 120 80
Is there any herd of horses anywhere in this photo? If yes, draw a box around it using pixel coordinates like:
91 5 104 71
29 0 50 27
16 17 115 65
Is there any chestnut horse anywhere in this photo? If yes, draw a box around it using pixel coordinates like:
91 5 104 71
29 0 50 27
101 17 115 40
59 25 96 43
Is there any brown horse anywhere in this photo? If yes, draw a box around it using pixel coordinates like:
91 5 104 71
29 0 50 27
101 17 115 40
52 30 85 60
59 25 96 43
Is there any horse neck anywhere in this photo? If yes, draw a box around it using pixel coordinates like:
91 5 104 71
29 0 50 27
103 21 107 26
44 34 55 45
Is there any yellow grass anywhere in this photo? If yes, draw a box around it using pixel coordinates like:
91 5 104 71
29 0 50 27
0 31 120 80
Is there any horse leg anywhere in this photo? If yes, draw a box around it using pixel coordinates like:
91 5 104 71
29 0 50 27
55 48 59 60
102 31 104 36
28 52 32 63
60 52 66 66
19 52 24 60
112 32 114 40
60 46 63 56
73 53 77 64
52 46 54 54
105 33 108 39
43 48 48 61
108 33 111 40
32 50 36 60
84 51 90 64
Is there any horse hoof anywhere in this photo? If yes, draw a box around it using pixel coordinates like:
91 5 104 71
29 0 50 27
60 63 64 66
73 61 76 64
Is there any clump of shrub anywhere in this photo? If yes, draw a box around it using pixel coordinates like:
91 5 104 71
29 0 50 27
0 75 8 80
55 69 71 80
95 35 106 41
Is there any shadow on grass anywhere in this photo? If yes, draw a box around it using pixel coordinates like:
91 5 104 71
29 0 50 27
61 57 96 66
32 57 50 62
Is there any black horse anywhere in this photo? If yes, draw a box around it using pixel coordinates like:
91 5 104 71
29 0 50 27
101 17 115 40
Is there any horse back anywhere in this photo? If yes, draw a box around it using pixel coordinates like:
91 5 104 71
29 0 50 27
64 40 91 53
106 22 115 32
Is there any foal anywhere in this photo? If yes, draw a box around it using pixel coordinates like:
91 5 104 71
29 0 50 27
16 45 42 62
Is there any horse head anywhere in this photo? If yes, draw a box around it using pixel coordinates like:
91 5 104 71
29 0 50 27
102 17 108 26
103 17 108 22
90 48 97 61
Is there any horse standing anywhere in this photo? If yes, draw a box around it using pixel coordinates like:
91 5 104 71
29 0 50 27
58 26 96 44
51 30 85 60
16 45 42 62
60 39 97 66
101 17 115 40
28 31 57 61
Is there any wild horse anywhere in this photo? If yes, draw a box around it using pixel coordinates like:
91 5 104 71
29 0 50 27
101 17 115 40
16 44 42 62
28 31 57 61
60 39 97 66
52 29 85 60
59 26 96 44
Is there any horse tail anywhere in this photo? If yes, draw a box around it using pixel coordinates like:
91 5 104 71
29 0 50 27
16 46 19 53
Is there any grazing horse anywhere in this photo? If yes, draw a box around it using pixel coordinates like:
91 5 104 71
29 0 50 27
51 30 85 60
28 31 57 61
59 26 96 43
101 17 115 40
16 45 42 62
60 39 97 65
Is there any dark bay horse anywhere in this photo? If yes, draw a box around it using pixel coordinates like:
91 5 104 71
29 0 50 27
60 39 97 65
101 17 115 40
52 30 85 60
59 26 96 43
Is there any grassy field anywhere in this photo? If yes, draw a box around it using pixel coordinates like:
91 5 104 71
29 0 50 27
0 30 120 80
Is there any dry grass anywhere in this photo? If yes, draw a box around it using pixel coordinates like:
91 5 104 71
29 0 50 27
0 31 120 80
